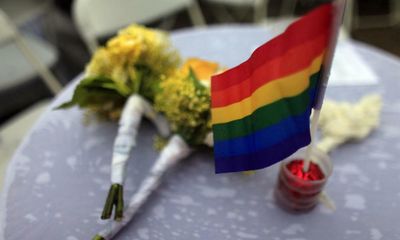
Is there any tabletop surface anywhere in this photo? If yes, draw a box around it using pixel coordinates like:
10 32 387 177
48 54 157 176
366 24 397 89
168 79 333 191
2 25 400 240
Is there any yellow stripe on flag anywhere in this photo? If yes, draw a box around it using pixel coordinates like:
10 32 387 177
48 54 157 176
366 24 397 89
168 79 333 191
212 53 324 124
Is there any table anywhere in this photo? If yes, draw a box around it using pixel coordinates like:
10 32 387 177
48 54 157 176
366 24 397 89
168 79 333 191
2 25 400 240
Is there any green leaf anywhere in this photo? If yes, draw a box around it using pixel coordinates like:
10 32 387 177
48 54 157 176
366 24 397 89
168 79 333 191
55 100 75 109
188 67 205 90
55 76 126 109
136 64 160 101
80 76 129 96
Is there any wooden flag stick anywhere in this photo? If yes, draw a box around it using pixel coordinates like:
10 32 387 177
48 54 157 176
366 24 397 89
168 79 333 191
302 0 346 172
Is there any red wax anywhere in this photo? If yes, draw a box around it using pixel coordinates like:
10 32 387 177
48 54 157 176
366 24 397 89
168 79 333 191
275 159 327 211
286 159 325 181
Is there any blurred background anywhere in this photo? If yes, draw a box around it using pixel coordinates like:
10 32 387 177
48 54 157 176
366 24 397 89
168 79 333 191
0 0 399 188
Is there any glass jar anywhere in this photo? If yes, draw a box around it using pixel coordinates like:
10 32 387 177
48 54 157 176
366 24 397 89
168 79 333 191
274 147 332 212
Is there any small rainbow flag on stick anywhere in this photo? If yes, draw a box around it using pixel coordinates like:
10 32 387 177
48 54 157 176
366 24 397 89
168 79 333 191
211 3 341 173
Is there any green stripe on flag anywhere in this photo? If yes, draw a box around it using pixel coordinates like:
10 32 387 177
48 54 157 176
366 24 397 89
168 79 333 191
213 72 319 142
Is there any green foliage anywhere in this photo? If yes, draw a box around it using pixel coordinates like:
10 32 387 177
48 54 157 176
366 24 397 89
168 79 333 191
56 76 126 110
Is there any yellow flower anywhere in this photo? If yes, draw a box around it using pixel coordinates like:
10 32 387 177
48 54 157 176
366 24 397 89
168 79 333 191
181 58 219 81
84 24 180 96
154 66 212 145
106 34 143 66
85 48 112 77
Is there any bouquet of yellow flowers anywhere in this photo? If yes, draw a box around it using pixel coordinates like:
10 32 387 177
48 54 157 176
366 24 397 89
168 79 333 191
59 24 180 119
60 24 221 240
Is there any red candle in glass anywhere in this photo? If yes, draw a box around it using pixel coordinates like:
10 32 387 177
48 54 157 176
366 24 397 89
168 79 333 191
275 147 332 212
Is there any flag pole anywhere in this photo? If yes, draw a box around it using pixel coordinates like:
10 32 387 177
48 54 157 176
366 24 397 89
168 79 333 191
303 0 347 172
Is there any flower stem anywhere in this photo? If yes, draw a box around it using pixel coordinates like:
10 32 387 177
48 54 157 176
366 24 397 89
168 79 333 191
101 184 123 220
92 135 191 240
115 185 124 221
92 235 105 240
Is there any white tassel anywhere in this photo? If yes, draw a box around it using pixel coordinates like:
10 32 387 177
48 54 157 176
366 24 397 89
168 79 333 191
317 94 382 153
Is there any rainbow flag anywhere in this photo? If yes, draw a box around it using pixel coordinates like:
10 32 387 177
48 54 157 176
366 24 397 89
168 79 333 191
211 4 335 173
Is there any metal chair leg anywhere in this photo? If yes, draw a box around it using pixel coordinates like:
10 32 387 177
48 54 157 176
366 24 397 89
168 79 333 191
187 0 206 27
14 33 62 95
254 0 268 23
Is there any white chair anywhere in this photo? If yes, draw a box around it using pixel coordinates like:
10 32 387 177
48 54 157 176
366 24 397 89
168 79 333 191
0 8 62 186
281 0 400 32
272 0 351 39
0 9 62 120
72 0 206 53
202 0 268 23
0 0 51 25
0 9 62 94
0 0 61 51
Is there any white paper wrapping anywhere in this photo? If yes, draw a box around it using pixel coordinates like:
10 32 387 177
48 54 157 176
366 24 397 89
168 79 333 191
111 94 171 184
100 135 191 239
203 132 214 147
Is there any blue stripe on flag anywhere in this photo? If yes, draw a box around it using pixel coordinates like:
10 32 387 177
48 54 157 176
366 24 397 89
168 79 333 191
214 130 311 173
213 109 311 158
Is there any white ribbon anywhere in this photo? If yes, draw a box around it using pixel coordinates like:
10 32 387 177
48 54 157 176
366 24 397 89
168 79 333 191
100 135 191 239
203 131 214 147
111 94 171 184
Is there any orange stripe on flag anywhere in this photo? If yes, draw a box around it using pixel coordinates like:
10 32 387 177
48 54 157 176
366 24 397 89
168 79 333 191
212 53 324 124
212 33 329 108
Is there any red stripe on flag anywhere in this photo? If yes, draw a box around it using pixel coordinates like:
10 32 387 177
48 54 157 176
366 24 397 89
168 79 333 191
211 3 333 92
211 33 328 108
